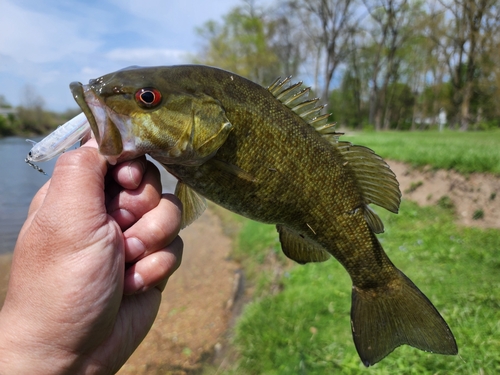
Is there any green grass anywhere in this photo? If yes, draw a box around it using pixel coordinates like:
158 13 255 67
229 201 500 374
343 130 500 175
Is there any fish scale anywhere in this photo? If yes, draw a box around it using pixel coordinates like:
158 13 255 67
66 64 457 366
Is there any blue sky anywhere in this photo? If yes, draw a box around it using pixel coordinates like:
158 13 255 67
0 0 246 112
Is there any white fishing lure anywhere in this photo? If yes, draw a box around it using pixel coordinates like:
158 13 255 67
25 112 91 174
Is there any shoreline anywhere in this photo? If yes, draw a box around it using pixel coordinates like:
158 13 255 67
0 253 12 308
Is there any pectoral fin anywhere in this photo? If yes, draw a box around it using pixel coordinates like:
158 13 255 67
277 225 331 264
175 181 207 228
191 94 233 160
150 93 232 165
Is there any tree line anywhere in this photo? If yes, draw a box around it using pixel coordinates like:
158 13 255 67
0 88 79 137
3 0 499 136
195 0 500 131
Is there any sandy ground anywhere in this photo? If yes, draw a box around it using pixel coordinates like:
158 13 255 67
0 161 499 373
117 209 241 374
388 161 500 229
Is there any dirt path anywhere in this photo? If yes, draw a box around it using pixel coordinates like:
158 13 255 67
388 161 500 229
118 209 240 374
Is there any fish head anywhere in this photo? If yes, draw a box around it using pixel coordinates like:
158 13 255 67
70 65 233 165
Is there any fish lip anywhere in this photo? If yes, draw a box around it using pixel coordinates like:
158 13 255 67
70 81 126 160
70 81 101 144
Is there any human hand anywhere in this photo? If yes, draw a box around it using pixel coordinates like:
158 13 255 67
0 142 183 374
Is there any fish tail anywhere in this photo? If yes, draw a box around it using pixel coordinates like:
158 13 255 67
351 270 457 366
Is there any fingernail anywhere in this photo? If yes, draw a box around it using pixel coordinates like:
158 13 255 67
112 209 136 224
133 272 144 291
128 160 144 188
125 270 144 294
125 237 145 261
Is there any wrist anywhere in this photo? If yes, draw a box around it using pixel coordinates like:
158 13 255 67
0 309 82 374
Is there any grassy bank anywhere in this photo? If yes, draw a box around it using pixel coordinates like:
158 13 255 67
228 202 500 374
343 130 500 175
221 130 500 373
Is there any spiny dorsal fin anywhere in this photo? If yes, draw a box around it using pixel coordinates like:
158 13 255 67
268 77 342 142
337 142 401 214
268 77 400 217
277 225 331 264
175 181 207 229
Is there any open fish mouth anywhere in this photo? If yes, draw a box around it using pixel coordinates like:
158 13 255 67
70 82 100 143
70 81 124 159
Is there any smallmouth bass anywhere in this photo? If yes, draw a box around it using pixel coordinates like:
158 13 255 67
69 65 457 366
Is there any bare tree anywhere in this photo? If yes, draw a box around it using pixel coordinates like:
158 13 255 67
362 0 423 130
288 0 358 103
267 2 306 78
431 0 500 130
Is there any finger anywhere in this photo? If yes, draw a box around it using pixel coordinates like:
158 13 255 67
107 163 163 230
111 156 148 190
123 194 182 262
27 139 99 219
123 235 183 295
33 148 109 234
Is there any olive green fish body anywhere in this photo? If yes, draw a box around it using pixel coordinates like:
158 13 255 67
154 68 396 287
70 65 457 366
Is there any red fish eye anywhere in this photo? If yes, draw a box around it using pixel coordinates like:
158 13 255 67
135 87 162 108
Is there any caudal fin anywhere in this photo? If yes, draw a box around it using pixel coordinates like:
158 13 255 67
351 270 457 366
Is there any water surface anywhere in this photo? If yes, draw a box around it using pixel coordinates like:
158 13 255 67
0 137 56 254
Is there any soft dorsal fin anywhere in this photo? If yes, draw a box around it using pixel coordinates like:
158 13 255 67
277 225 331 264
175 181 207 229
337 142 401 214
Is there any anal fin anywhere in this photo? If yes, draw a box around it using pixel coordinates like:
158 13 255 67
277 225 331 264
175 181 207 229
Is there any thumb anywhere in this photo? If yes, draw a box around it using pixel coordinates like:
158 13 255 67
41 147 109 229
20 147 112 260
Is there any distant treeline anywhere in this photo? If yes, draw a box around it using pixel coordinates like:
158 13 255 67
0 90 79 138
194 0 500 131
4 0 499 136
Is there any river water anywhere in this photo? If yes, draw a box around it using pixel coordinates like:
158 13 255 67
0 136 57 254
0 136 178 255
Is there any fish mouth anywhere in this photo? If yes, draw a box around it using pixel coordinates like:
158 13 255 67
70 82 100 143
70 81 124 159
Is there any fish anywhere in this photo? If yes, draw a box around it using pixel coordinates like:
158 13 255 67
68 65 458 366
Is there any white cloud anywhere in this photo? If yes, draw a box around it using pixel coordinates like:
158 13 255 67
104 0 246 49
0 1 101 64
